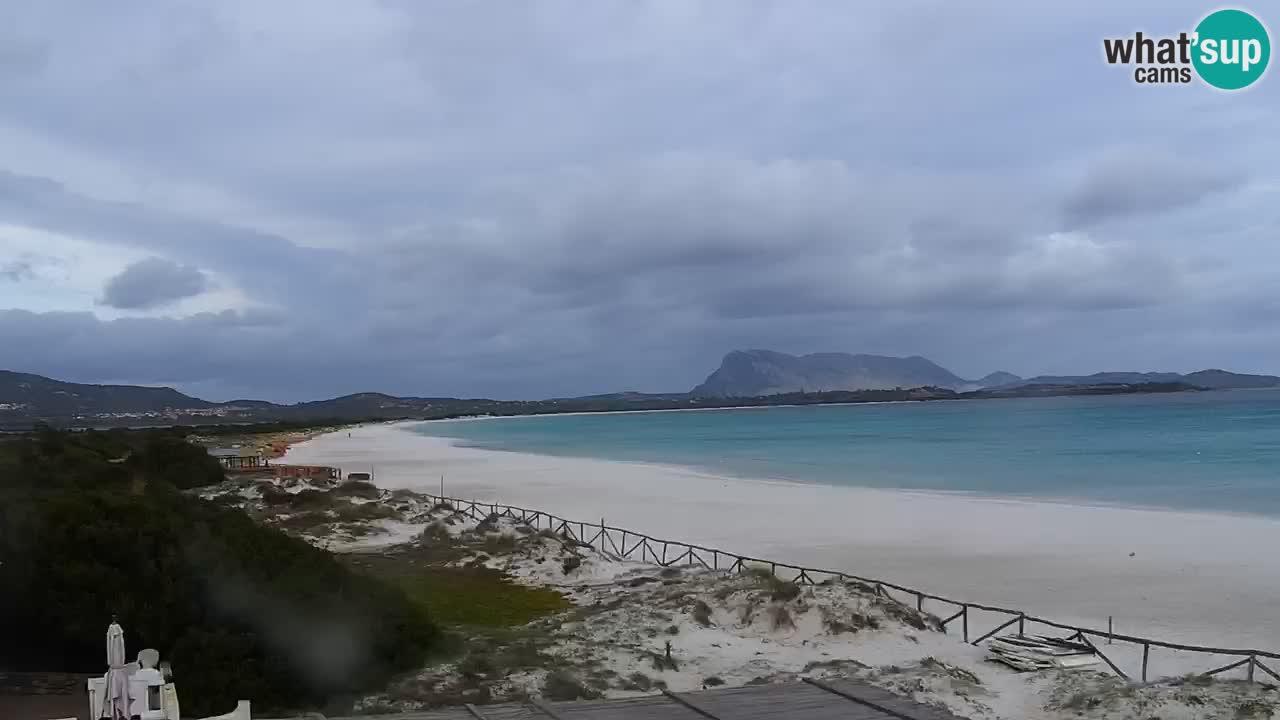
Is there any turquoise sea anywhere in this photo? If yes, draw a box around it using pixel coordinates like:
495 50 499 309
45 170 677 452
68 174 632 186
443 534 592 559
412 389 1280 516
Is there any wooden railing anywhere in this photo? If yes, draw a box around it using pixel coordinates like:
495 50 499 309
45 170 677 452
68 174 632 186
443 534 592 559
419 492 1280 685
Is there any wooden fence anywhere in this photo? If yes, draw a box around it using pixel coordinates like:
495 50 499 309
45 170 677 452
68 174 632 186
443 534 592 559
419 492 1280 685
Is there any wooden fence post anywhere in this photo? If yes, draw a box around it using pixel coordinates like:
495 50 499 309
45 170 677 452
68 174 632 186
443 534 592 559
399 490 1280 682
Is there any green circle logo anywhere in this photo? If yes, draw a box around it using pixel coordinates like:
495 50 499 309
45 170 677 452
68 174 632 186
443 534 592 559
1192 9 1270 90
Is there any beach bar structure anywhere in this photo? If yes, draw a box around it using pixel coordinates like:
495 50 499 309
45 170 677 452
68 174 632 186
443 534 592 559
207 447 266 470
272 464 340 481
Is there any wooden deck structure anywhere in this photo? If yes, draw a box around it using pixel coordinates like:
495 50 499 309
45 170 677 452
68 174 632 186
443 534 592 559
208 447 266 470
306 679 969 720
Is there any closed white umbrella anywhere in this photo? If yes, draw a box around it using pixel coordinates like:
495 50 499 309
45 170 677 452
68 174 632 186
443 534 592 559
106 619 132 720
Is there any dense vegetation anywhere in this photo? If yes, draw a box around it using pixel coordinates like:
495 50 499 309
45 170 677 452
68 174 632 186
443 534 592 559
0 428 438 715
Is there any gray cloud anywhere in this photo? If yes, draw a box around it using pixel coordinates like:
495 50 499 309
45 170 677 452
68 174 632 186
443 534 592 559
0 32 47 78
1 261 34 282
99 257 209 309
1062 148 1240 229
0 1 1277 400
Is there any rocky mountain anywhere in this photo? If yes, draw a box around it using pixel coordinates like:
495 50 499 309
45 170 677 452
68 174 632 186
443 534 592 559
1004 369 1280 391
689 350 1015 397
999 371 1181 387
1179 369 1280 390
976 371 1023 387
0 370 215 416
688 350 1280 397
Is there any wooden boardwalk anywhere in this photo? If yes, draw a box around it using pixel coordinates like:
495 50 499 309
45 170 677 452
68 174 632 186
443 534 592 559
314 679 970 720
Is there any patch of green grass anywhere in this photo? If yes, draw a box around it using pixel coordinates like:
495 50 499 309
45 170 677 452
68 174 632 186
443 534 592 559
334 480 380 499
744 565 802 601
385 566 570 627
494 637 551 669
421 521 453 543
273 510 333 532
332 502 401 523
458 653 497 680
771 581 802 602
261 486 338 510
483 534 518 555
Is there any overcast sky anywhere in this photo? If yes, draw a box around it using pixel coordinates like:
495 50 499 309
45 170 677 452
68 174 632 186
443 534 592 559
2 1 1278 401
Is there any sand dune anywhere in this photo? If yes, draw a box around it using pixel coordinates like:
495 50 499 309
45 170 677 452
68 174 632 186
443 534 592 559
280 420 1280 669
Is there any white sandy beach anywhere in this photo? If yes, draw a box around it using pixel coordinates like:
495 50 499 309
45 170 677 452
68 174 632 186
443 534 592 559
281 420 1280 678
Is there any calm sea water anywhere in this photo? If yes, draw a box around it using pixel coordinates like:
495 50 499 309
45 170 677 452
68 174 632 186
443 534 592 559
412 390 1280 516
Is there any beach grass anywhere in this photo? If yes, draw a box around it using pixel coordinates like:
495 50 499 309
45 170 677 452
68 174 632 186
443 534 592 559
348 554 570 627
398 567 570 627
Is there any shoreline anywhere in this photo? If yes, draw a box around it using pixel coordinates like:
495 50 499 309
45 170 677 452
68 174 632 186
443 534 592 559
200 422 1280 719
413 385 1199 424
280 422 1280 657
419 398 927 422
411 417 1280 523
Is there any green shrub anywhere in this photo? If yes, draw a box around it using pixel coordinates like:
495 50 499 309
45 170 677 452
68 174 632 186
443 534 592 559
334 481 380 499
542 671 601 701
0 429 438 716
691 600 713 627
622 672 653 691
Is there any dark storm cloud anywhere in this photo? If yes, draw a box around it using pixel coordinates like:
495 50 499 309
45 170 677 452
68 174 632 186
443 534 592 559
0 1 1277 399
99 257 209 309
0 169 370 317
0 153 1211 400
